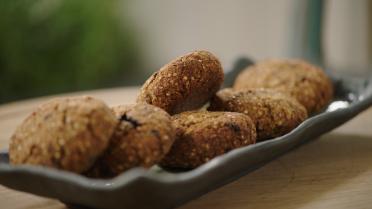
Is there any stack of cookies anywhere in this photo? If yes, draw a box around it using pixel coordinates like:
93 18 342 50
9 50 333 177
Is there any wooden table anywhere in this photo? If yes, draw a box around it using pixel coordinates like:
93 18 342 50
1 87 372 209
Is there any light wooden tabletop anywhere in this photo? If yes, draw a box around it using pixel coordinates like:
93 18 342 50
0 87 372 209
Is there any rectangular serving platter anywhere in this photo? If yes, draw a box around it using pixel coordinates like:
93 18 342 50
0 57 371 209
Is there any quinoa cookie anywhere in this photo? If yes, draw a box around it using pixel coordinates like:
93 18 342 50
9 96 117 173
160 111 256 169
233 59 333 114
137 50 224 115
209 88 308 141
87 103 176 178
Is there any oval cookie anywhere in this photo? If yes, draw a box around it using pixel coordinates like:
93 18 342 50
9 96 117 173
160 111 256 169
137 50 224 115
209 88 308 141
233 59 333 114
87 103 176 178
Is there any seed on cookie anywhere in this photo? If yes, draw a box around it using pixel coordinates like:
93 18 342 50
137 50 224 115
233 59 333 114
86 103 176 178
9 96 117 173
160 111 256 169
209 88 308 141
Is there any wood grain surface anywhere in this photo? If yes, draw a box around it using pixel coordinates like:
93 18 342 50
0 87 371 209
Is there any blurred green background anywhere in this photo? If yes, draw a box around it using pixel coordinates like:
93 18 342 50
1 0 371 104
0 0 143 104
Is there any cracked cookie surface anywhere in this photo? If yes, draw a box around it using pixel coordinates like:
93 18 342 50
209 88 308 141
160 111 256 169
233 59 333 114
9 96 117 173
86 103 176 178
137 50 224 115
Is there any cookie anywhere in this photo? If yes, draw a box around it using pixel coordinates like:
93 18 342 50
233 59 333 114
160 111 256 169
87 103 175 178
9 96 117 173
209 88 308 141
137 50 224 115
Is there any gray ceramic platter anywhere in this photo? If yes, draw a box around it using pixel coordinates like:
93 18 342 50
0 58 371 209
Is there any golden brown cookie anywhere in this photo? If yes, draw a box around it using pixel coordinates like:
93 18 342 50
209 88 308 141
137 50 224 115
233 59 333 114
9 96 117 173
160 111 256 169
87 103 176 178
